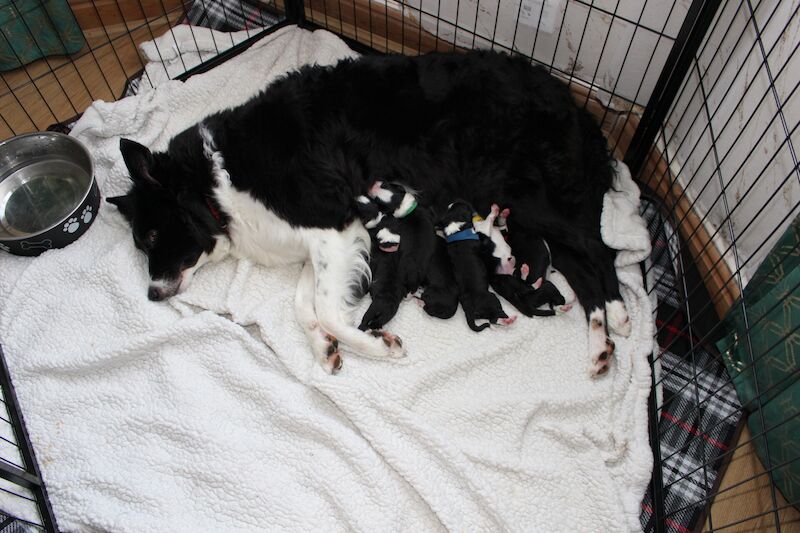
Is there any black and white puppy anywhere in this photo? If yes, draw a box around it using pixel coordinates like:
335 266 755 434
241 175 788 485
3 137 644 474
368 181 458 319
473 203 516 276
440 201 515 331
417 238 460 320
355 196 406 331
368 181 436 295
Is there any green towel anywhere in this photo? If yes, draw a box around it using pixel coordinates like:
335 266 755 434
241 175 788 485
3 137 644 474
718 215 800 508
0 0 84 71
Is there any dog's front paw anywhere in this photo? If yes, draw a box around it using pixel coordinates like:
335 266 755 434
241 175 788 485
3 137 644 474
369 330 406 358
606 299 631 337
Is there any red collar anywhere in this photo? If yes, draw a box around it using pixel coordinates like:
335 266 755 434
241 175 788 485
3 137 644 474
206 197 228 234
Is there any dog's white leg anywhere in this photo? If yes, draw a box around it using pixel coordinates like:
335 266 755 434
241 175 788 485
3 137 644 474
588 306 614 378
606 299 631 337
295 261 343 374
309 226 405 360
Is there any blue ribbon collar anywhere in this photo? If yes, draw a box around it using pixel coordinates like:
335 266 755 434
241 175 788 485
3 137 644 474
446 227 479 243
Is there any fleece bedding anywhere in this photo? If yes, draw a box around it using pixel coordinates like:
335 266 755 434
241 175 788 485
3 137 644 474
0 25 655 531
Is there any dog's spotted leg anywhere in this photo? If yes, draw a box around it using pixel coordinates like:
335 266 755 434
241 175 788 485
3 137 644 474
310 225 406 360
295 261 343 374
606 299 631 337
588 306 614 377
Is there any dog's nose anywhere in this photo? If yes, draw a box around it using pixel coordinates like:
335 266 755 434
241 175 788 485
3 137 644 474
148 286 165 301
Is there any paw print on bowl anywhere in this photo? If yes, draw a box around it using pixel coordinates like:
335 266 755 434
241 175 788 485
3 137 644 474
81 205 93 223
63 217 80 233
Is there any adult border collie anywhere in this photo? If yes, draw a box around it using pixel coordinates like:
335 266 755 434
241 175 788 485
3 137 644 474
108 50 630 375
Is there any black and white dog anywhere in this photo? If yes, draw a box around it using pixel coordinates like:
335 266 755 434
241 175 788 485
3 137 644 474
108 50 629 375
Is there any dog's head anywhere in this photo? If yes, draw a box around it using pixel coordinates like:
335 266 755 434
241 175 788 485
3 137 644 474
438 200 475 236
368 181 417 218
107 138 222 301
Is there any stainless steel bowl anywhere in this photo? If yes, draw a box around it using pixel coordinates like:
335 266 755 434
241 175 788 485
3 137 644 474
0 132 99 256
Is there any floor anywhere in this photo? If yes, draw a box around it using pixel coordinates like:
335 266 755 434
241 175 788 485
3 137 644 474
0 11 181 139
704 427 800 532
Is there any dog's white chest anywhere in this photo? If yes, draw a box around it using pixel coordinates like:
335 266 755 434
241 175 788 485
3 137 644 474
216 186 309 265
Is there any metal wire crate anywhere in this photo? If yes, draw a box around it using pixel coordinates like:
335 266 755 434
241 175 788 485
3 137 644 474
0 0 797 531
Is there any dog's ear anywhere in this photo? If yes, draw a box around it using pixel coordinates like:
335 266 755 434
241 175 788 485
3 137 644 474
106 195 134 221
120 138 160 187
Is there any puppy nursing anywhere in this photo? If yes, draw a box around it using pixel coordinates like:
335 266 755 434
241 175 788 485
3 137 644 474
357 183 573 335
440 201 514 331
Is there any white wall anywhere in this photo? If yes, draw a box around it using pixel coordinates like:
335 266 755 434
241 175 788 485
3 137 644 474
400 0 691 107
662 0 800 285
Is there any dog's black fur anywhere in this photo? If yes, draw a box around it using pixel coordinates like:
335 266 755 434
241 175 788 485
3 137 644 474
109 50 618 341
440 201 509 331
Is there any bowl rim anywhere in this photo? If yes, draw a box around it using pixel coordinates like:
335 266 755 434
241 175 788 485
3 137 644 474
0 132 96 242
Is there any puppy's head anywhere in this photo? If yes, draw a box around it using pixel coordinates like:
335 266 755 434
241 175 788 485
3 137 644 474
375 223 401 253
107 138 222 301
438 200 475 237
355 195 385 229
368 181 417 218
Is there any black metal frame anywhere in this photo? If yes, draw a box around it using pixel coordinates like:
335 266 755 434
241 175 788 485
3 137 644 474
0 346 57 532
1 0 797 531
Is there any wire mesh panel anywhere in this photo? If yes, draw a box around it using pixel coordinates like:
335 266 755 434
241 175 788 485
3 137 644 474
0 0 798 531
635 0 800 531
0 0 286 139
301 0 700 160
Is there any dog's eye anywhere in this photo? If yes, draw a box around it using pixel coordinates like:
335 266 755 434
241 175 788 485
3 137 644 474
145 229 158 246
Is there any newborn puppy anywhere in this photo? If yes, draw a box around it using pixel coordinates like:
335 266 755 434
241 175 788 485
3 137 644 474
417 237 459 319
440 200 514 331
518 262 567 312
368 181 436 294
355 196 406 330
473 203 516 275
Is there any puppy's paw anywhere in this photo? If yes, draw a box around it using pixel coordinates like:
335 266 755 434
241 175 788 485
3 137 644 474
499 315 517 326
317 334 343 374
556 303 573 314
532 277 542 289
520 263 530 281
606 299 631 337
369 330 406 358
490 203 500 217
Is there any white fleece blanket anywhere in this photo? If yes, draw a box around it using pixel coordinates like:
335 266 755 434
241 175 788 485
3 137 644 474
0 25 654 531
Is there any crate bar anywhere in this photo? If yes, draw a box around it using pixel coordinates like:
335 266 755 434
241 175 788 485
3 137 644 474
0 346 57 532
624 0 721 176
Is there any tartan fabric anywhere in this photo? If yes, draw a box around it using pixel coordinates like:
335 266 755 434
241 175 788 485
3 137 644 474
185 0 281 31
119 0 281 98
640 199 743 533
